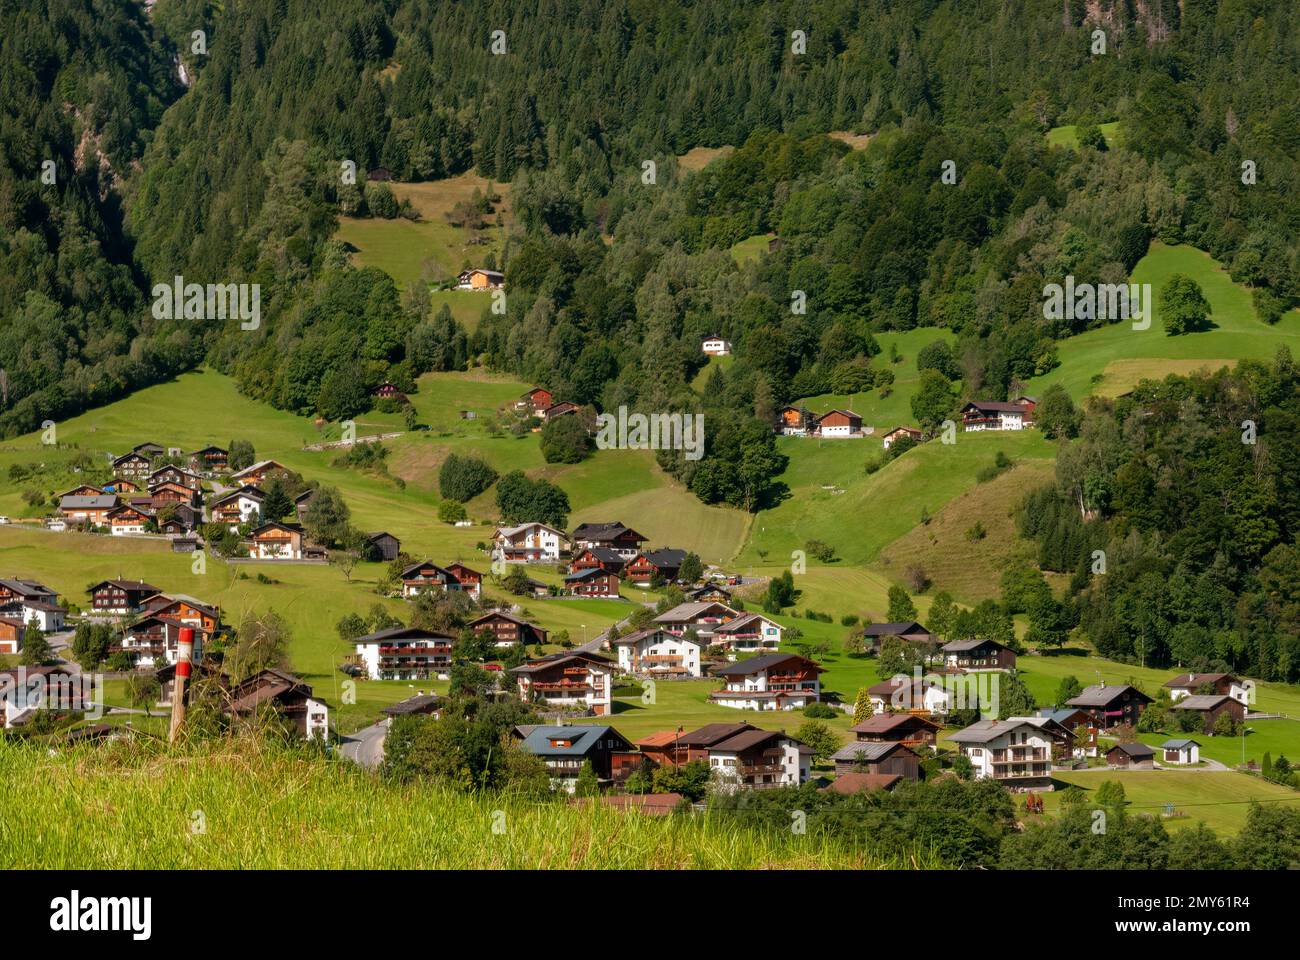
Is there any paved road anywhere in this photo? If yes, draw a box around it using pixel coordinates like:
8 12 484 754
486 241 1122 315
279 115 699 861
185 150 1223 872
339 720 387 768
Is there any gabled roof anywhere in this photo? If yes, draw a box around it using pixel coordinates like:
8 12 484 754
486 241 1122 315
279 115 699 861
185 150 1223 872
510 651 615 675
1172 694 1236 711
941 637 1010 653
635 548 687 568
60 495 119 509
829 740 912 763
0 579 57 600
467 610 542 631
962 400 1028 414
612 627 700 648
88 579 160 594
230 459 288 478
861 621 930 637
814 408 862 422
1066 684 1152 708
713 612 778 635
574 546 625 564
145 594 220 620
354 625 454 644
518 724 630 757
211 485 265 506
849 712 941 735
1161 738 1201 749
1164 672 1238 689
949 718 1041 744
112 451 151 465
821 773 902 794
226 668 320 714
571 521 646 542
381 694 444 716
653 601 737 624
710 728 804 754
1109 741 1155 758
494 522 566 539
712 653 822 677
676 722 756 748
564 567 614 583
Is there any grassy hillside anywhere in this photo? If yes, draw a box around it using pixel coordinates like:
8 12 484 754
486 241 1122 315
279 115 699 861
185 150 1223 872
0 738 914 869
878 459 1060 602
739 429 1056 569
334 172 511 292
794 328 957 433
1026 243 1300 402
1045 120 1121 150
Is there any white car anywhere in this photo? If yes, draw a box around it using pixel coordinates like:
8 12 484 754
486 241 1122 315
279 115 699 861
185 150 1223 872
0 516 9 524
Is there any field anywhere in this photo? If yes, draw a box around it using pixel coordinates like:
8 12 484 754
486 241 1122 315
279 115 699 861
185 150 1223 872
730 233 774 264
334 172 511 291
1026 243 1300 402
1042 770 1300 835
1046 120 1122 150
676 145 734 172
0 738 918 869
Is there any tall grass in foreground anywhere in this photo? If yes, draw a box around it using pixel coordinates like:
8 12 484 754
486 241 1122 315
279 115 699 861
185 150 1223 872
0 738 937 869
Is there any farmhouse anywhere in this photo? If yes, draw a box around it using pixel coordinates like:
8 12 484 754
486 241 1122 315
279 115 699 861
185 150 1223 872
353 626 454 680
950 718 1055 790
223 668 330 741
515 724 639 792
88 579 161 616
774 405 814 436
564 568 620 598
141 594 222 634
468 611 549 649
492 522 568 563
188 446 229 473
159 504 201 535
708 653 823 711
456 268 505 290
381 693 445 721
941 637 1017 671
211 486 265 527
0 580 66 633
812 409 864 438
1172 694 1246 735
114 616 210 669
881 425 923 450
1161 738 1201 765
961 399 1034 431
59 484 102 499
570 521 647 558
1164 672 1251 707
541 401 580 422
613 627 704 678
866 676 952 717
711 612 784 655
511 651 616 715
133 442 165 458
624 548 687 586
59 494 119 524
148 480 201 507
107 504 152 535
112 452 152 481
398 561 482 600
1107 741 1155 769
569 546 626 577
147 465 202 491
1066 682 1151 729
686 582 734 604
653 601 736 637
829 740 922 780
700 335 731 356
229 459 290 487
707 727 812 791
373 382 408 403
1035 707 1095 757
103 479 140 494
246 521 305 560
517 386 554 416
848 712 941 750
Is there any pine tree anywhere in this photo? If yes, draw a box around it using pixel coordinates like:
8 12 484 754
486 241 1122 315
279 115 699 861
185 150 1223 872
852 687 874 725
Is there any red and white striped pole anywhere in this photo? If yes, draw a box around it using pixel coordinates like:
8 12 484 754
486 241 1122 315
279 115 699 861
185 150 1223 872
169 626 195 743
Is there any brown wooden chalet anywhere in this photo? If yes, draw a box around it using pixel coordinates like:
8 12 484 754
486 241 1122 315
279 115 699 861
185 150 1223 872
148 480 201 506
775 405 814 435
468 610 549 648
89 579 161 616
510 651 615 716
399 561 482 599
1065 683 1152 730
623 548 687 586
223 668 329 740
112 451 153 480
569 546 627 575
229 459 291 488
188 446 229 473
148 465 203 491
142 594 222 634
564 568 620 597
941 637 1017 671
848 712 941 750
570 521 647 558
861 621 936 650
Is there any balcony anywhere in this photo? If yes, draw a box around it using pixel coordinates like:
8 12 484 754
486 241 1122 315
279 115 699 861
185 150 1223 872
991 750 1048 764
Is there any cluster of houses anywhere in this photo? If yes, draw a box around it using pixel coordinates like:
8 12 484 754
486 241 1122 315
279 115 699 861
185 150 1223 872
513 386 582 426
491 519 696 598
0 578 69 653
768 395 1038 450
51 441 402 564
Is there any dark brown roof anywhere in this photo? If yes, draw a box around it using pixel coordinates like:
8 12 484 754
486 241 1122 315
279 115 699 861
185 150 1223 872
821 773 902 794
850 712 941 735
676 722 756 748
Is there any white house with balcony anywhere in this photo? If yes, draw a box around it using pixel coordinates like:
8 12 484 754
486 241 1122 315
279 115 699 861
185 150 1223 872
612 627 703 678
492 522 568 564
949 718 1055 790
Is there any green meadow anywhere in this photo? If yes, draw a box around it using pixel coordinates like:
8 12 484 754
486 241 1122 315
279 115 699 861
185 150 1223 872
1046 120 1122 150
